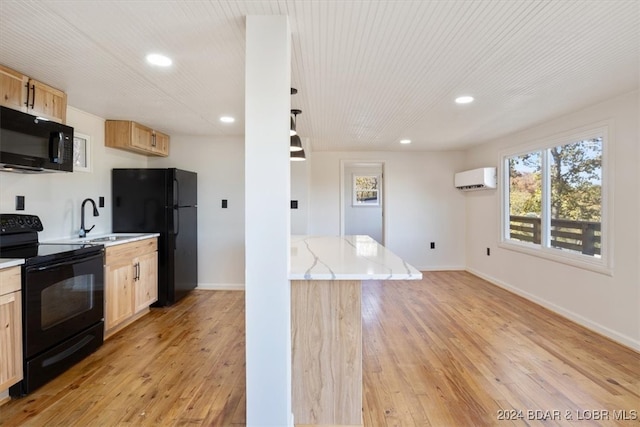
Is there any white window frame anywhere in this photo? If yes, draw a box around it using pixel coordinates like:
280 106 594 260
499 124 612 275
73 132 92 173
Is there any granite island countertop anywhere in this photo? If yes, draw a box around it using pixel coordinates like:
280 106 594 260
290 235 422 281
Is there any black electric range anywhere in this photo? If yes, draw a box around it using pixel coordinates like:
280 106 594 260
0 213 105 397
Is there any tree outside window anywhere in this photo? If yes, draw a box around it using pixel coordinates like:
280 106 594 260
353 175 380 206
505 134 603 258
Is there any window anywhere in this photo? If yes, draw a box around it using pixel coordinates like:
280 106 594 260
352 174 380 206
502 127 608 271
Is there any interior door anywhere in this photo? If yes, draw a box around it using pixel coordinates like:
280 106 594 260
343 162 384 244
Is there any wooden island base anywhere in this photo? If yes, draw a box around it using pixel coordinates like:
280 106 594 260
292 280 363 427
289 236 422 426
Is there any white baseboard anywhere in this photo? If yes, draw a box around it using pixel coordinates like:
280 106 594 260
466 267 640 353
415 265 465 271
0 389 8 406
196 283 245 291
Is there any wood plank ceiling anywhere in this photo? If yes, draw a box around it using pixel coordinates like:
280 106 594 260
0 1 637 152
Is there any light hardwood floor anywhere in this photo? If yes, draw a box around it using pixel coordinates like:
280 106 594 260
1 271 638 426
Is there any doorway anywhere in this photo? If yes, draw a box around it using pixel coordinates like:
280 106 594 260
340 161 385 244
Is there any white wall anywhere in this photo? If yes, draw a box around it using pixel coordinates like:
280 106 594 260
290 139 310 235
149 136 245 289
0 106 147 240
465 91 640 350
309 150 467 270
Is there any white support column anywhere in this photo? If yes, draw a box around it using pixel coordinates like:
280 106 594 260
245 15 292 427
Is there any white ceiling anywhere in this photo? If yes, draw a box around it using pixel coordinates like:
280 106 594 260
1 1 638 152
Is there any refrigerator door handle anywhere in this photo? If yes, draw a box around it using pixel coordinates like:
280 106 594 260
174 177 180 207
173 176 180 247
174 207 180 238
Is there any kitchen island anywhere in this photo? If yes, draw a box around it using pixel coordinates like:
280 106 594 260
289 235 422 427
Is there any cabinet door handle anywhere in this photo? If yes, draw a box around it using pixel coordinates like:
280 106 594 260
152 134 157 147
29 83 35 109
24 82 35 108
133 262 139 281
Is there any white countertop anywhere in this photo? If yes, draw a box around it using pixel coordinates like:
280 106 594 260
290 235 422 281
0 258 25 269
45 233 160 247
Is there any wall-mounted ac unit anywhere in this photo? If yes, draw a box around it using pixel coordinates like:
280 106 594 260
454 167 497 191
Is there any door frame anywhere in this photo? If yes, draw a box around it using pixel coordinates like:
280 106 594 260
339 159 386 244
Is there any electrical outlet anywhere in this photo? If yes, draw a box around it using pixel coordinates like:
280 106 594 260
290 200 298 209
99 196 105 208
221 199 228 209
16 195 25 211
430 242 435 249
487 247 491 256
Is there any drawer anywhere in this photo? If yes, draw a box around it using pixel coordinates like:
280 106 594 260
105 238 157 265
0 266 21 296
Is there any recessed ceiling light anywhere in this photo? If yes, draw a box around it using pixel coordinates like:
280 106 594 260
220 116 235 123
455 96 474 104
146 53 172 67
400 139 412 144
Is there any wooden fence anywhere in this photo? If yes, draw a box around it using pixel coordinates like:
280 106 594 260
509 215 601 255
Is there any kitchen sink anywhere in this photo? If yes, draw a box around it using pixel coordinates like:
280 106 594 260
78 234 147 244
88 236 132 243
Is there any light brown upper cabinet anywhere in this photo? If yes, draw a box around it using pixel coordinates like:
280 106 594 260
0 64 67 124
105 120 170 157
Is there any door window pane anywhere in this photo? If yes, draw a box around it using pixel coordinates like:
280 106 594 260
353 175 380 206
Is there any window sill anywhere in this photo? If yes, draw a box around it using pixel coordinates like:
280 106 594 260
498 240 612 276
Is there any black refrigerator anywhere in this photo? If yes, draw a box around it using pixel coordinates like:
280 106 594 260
111 168 198 306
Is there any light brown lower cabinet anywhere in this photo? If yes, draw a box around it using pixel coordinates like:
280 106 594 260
104 238 158 339
0 266 23 392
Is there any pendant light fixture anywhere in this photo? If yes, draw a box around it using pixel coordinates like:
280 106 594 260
290 109 301 137
290 134 303 152
290 149 306 161
290 88 305 160
290 106 303 152
290 88 298 136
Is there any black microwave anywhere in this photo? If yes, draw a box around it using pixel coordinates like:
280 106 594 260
0 106 74 173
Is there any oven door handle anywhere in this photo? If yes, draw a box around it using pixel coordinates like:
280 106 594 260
29 252 104 271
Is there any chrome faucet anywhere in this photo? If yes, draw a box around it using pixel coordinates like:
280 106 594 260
79 198 99 238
